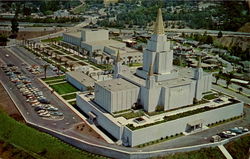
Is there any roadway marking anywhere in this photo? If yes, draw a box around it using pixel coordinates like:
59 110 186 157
218 145 233 159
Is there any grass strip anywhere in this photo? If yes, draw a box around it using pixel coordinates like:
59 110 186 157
0 110 105 159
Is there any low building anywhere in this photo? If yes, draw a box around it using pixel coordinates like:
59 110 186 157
54 10 69 18
66 71 96 91
63 29 143 64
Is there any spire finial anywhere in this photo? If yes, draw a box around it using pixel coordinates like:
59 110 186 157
116 50 121 63
154 8 165 35
148 64 154 76
198 56 202 68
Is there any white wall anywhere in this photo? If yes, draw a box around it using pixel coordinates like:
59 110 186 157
66 74 86 91
81 30 109 42
123 102 243 147
76 95 123 140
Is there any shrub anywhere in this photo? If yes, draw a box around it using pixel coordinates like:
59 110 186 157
155 105 164 112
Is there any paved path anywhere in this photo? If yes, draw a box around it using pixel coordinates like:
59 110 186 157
212 84 250 104
218 145 233 159
213 77 250 96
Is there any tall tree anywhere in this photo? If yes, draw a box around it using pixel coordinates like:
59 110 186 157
238 87 243 94
226 79 231 88
43 65 49 79
214 74 220 85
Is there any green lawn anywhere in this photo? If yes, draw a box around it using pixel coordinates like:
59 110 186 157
41 36 63 43
115 111 144 119
42 75 65 82
50 82 78 95
128 63 143 67
0 110 104 159
69 101 77 107
62 93 77 100
203 93 218 100
155 147 225 159
46 79 66 85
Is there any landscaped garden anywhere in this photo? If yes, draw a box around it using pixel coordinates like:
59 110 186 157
62 93 77 100
127 99 240 130
41 36 63 43
50 82 79 95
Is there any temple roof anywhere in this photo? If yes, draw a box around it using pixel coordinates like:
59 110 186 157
154 8 165 35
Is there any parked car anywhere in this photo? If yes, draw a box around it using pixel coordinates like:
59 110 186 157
210 135 221 142
237 127 249 132
217 132 229 138
38 98 50 104
229 128 243 134
47 107 58 111
50 112 63 116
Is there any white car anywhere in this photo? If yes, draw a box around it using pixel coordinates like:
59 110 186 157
37 110 46 114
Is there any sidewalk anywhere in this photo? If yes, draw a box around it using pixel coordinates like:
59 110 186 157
218 145 233 159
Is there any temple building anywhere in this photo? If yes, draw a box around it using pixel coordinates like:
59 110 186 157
75 8 244 147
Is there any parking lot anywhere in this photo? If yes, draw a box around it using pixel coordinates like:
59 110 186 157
211 126 249 142
1 64 64 120
0 47 105 143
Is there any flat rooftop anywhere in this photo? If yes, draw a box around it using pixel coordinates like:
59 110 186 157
105 45 143 56
66 71 96 87
83 39 124 46
96 78 139 92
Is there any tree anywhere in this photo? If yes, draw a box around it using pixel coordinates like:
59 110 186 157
105 56 110 64
0 34 9 46
217 31 223 38
11 17 19 38
68 63 75 71
214 74 220 85
55 64 61 75
23 7 31 16
127 56 133 65
226 79 231 88
238 87 243 94
42 65 49 79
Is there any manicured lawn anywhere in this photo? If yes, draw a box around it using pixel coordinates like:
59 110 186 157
42 75 65 82
128 63 143 67
69 101 77 107
62 93 77 100
115 111 144 119
160 147 225 159
0 110 104 159
46 79 65 85
203 93 218 100
50 82 78 95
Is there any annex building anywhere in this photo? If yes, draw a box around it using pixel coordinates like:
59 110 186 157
63 29 143 64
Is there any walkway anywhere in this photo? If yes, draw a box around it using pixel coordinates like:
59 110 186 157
212 84 250 104
218 145 233 159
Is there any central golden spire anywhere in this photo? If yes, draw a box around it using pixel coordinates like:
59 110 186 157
116 49 121 63
154 8 165 35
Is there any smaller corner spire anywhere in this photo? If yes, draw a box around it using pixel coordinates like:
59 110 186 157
116 50 121 63
148 64 154 76
197 56 202 68
154 8 165 35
